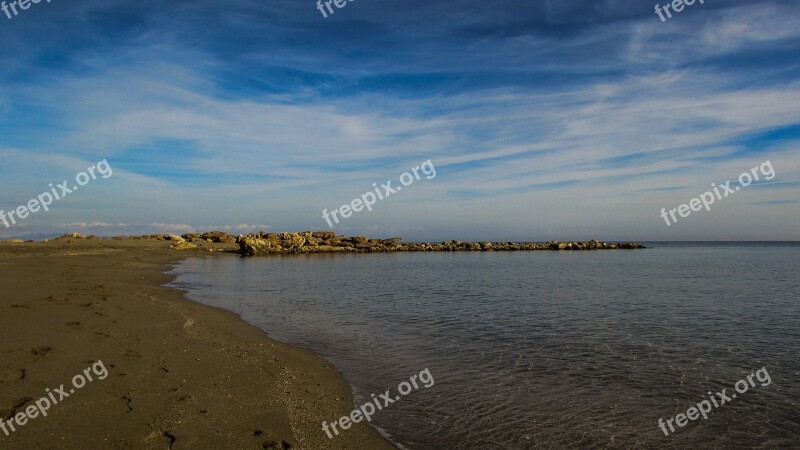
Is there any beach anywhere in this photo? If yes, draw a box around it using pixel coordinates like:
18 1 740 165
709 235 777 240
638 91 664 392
0 238 394 449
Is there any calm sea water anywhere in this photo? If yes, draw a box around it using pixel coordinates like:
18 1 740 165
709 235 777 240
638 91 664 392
168 243 800 449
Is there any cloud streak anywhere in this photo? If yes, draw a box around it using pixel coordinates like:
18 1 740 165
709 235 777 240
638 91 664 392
0 0 798 240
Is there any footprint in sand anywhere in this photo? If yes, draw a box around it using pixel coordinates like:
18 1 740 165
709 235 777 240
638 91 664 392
262 440 292 449
162 431 176 449
0 368 25 383
123 349 141 358
121 395 134 412
30 346 52 358
0 397 33 422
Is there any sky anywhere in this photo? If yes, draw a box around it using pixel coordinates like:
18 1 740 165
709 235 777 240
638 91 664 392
0 0 798 241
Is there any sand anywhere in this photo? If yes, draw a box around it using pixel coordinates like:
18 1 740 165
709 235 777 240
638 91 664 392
0 238 395 449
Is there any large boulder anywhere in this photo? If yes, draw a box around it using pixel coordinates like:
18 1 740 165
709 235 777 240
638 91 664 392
304 236 322 246
239 236 282 255
278 232 306 248
201 231 236 243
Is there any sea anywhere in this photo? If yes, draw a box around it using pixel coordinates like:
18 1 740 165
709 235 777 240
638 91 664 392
168 242 800 449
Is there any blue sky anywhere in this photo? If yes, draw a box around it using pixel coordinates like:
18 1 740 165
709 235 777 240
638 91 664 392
0 0 798 241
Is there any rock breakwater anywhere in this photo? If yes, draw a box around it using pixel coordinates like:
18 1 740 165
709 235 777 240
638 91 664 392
236 232 645 256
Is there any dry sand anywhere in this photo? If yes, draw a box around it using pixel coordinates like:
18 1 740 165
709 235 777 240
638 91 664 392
0 238 395 449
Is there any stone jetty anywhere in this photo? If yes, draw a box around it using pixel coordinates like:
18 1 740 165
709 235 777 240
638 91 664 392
234 232 645 256
41 231 645 255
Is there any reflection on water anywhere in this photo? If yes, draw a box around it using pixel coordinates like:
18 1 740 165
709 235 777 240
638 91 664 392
169 243 800 449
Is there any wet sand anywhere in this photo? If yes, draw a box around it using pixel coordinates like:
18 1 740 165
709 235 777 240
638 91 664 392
0 238 394 449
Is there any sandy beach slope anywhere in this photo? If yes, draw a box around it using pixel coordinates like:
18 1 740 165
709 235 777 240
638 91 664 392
0 238 395 449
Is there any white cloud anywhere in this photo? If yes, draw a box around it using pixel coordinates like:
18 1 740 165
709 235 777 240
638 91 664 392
63 222 127 228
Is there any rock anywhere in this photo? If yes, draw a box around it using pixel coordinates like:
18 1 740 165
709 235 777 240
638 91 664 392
304 236 322 246
239 237 281 255
278 232 306 248
311 245 347 253
201 231 233 243
164 235 183 241
182 233 201 240
170 241 198 250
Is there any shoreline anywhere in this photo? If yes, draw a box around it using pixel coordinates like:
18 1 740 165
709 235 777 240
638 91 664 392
0 239 395 449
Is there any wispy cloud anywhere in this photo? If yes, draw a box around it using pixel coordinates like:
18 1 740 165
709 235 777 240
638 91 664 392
0 0 798 241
